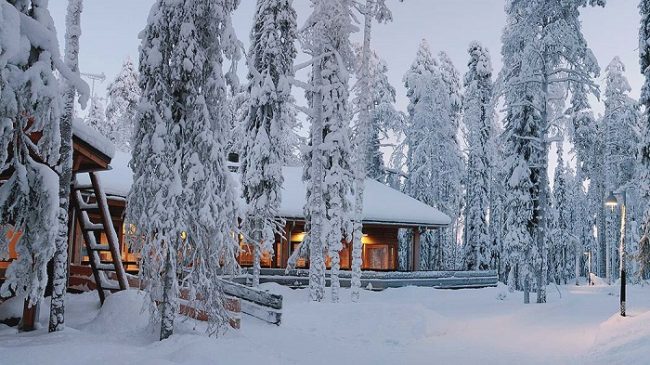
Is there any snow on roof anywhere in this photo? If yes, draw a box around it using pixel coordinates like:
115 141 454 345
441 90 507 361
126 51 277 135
279 167 451 227
72 118 116 159
92 158 451 227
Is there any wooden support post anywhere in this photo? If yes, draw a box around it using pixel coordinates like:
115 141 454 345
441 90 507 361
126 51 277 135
19 299 39 332
412 228 421 271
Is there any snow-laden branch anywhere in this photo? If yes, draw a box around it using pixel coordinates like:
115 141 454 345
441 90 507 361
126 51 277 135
291 103 314 119
287 76 314 92
293 52 333 73
17 9 90 108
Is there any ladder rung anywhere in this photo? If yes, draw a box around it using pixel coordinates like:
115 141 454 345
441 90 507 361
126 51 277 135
73 183 93 191
100 281 122 291
88 244 112 251
82 222 104 231
79 201 99 211
96 263 117 271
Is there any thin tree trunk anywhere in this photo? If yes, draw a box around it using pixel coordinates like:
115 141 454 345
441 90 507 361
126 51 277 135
309 50 326 303
160 246 176 340
351 0 375 302
49 0 83 333
253 239 261 287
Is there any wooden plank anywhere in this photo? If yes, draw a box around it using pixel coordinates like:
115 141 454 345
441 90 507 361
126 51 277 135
240 300 281 325
90 172 128 291
74 191 106 304
220 279 283 310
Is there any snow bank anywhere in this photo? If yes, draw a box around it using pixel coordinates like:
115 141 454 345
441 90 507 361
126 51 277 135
0 296 25 321
83 290 149 334
588 310 650 363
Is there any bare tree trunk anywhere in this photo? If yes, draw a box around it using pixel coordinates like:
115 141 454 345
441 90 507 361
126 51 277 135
309 50 326 303
351 0 375 302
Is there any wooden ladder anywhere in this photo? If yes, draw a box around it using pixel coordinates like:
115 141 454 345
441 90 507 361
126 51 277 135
72 171 129 304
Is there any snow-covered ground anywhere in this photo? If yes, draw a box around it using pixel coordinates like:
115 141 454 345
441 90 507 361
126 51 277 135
1 281 649 365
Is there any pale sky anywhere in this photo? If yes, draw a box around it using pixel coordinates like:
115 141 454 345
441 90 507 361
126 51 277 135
47 0 643 174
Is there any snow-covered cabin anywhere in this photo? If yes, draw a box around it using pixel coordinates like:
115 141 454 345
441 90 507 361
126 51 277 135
2 128 451 287
0 120 117 282
72 153 451 273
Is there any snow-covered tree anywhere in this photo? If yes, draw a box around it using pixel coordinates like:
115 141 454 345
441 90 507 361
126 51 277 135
499 0 603 303
639 0 650 280
84 95 106 136
349 0 393 302
462 41 494 271
352 45 399 182
105 58 140 152
403 40 463 271
49 0 88 333
549 142 573 284
240 0 298 288
602 57 640 282
0 0 87 325
128 0 241 339
300 0 355 302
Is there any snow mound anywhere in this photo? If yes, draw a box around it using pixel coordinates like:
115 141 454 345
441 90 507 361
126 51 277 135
0 296 25 321
83 290 149 334
588 310 650 363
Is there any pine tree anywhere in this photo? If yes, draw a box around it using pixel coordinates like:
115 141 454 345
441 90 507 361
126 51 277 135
128 0 241 339
0 0 86 324
301 0 355 302
240 0 298 288
49 0 88 333
105 58 140 152
499 0 603 303
462 41 494 271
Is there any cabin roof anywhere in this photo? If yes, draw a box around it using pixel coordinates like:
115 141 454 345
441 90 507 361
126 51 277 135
72 118 115 160
88 155 451 228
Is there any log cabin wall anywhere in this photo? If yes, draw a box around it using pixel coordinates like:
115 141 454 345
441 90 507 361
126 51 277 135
238 221 401 272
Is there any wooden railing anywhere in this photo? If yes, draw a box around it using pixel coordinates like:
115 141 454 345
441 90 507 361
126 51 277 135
236 268 499 290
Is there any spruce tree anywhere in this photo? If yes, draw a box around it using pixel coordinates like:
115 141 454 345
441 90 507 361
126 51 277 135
240 0 298 288
462 41 494 271
128 0 241 339
603 57 640 282
105 58 140 152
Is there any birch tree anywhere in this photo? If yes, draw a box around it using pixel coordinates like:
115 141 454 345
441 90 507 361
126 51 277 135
49 0 88 333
